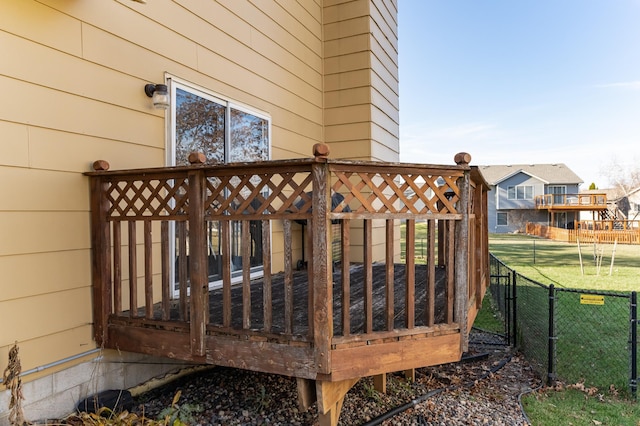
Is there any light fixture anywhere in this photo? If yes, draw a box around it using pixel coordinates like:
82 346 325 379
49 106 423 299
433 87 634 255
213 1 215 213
144 83 170 110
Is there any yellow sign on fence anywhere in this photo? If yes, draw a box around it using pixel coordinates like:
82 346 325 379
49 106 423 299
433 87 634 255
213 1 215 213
580 294 604 305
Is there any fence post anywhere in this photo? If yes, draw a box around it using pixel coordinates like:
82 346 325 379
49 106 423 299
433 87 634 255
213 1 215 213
631 291 638 399
511 270 518 347
547 284 557 386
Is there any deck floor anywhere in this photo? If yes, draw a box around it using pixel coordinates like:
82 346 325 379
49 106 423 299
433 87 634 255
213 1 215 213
178 263 448 336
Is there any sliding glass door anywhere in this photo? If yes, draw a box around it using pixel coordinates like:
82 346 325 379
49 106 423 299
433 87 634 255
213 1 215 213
169 78 270 289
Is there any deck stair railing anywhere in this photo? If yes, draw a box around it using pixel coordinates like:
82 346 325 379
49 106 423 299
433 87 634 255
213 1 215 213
86 146 488 378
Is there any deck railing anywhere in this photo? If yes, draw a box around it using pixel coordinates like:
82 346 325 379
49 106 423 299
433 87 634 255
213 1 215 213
535 193 607 209
527 222 640 244
86 146 489 377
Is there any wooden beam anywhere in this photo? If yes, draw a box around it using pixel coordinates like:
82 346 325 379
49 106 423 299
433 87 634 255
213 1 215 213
316 378 360 426
329 332 462 381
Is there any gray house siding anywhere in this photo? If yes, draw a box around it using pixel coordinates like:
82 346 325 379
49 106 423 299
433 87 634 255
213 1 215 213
481 163 584 234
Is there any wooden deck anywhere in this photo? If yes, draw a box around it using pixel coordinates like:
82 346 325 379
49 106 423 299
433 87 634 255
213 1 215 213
130 263 448 336
86 145 490 425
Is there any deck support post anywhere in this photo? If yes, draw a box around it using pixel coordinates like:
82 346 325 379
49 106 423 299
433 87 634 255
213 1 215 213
454 152 471 352
311 144 332 375
187 161 208 358
373 373 386 393
296 377 360 426
89 161 112 346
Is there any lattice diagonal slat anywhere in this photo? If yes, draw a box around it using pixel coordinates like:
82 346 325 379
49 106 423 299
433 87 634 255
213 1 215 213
332 171 461 214
106 177 189 218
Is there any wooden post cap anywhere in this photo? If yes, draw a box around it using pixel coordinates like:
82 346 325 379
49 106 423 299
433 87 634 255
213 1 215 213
92 160 110 171
454 152 471 166
188 152 207 165
313 143 330 158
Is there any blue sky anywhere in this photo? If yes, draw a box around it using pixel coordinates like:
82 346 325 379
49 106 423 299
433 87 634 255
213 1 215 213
398 1 640 188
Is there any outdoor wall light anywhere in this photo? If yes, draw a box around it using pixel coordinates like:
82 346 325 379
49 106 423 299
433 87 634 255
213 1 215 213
144 83 170 110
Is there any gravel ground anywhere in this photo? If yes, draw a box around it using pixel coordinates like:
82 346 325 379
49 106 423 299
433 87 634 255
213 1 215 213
130 330 541 425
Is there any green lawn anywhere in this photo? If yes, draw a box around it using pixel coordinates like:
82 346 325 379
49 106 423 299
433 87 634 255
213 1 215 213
488 233 640 424
489 233 640 292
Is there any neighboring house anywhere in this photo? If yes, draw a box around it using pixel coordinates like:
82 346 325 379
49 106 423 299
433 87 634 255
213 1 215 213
479 164 584 233
578 186 640 223
0 1 399 422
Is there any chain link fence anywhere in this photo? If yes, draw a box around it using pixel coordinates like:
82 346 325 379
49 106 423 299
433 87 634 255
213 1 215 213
490 254 638 397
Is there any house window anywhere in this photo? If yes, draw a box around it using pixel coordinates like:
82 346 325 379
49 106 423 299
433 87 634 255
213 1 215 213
168 78 271 289
507 185 533 200
547 185 566 204
497 212 508 226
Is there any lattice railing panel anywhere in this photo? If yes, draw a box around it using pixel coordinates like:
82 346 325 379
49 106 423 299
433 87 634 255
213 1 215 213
106 177 189 219
204 170 314 217
331 169 462 215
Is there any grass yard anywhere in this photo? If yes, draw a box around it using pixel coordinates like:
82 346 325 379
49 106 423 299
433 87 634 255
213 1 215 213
489 233 640 292
488 233 640 424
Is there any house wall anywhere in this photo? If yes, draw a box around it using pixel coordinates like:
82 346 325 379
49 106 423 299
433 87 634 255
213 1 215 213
490 174 579 233
0 0 399 422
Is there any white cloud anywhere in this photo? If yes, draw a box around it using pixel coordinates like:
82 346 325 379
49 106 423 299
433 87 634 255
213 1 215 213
595 81 640 90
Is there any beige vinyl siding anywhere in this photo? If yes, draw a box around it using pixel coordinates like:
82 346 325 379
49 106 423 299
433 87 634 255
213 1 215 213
0 287 92 343
323 0 399 162
0 0 399 393
0 251 90 302
0 0 327 378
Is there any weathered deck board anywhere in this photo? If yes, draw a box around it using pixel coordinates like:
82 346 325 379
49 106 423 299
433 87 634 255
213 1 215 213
147 263 447 336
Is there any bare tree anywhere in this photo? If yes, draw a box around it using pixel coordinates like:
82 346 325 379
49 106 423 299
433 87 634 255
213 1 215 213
599 156 640 197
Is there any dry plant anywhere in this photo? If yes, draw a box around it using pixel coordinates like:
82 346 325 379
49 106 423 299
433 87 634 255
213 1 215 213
2 342 29 426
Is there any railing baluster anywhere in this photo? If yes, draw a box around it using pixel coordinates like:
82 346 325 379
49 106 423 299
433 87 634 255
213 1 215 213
262 220 272 332
427 218 435 326
385 219 394 331
242 220 251 329
405 219 415 329
128 221 138 318
222 220 232 328
446 220 455 324
113 221 122 315
341 219 351 336
283 219 293 334
144 220 153 319
161 221 170 321
306 219 314 337
363 219 373 334
178 221 188 321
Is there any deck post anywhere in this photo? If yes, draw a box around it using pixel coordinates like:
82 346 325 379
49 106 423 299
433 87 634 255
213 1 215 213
89 161 112 346
311 143 332 375
187 153 208 358
454 153 471 352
